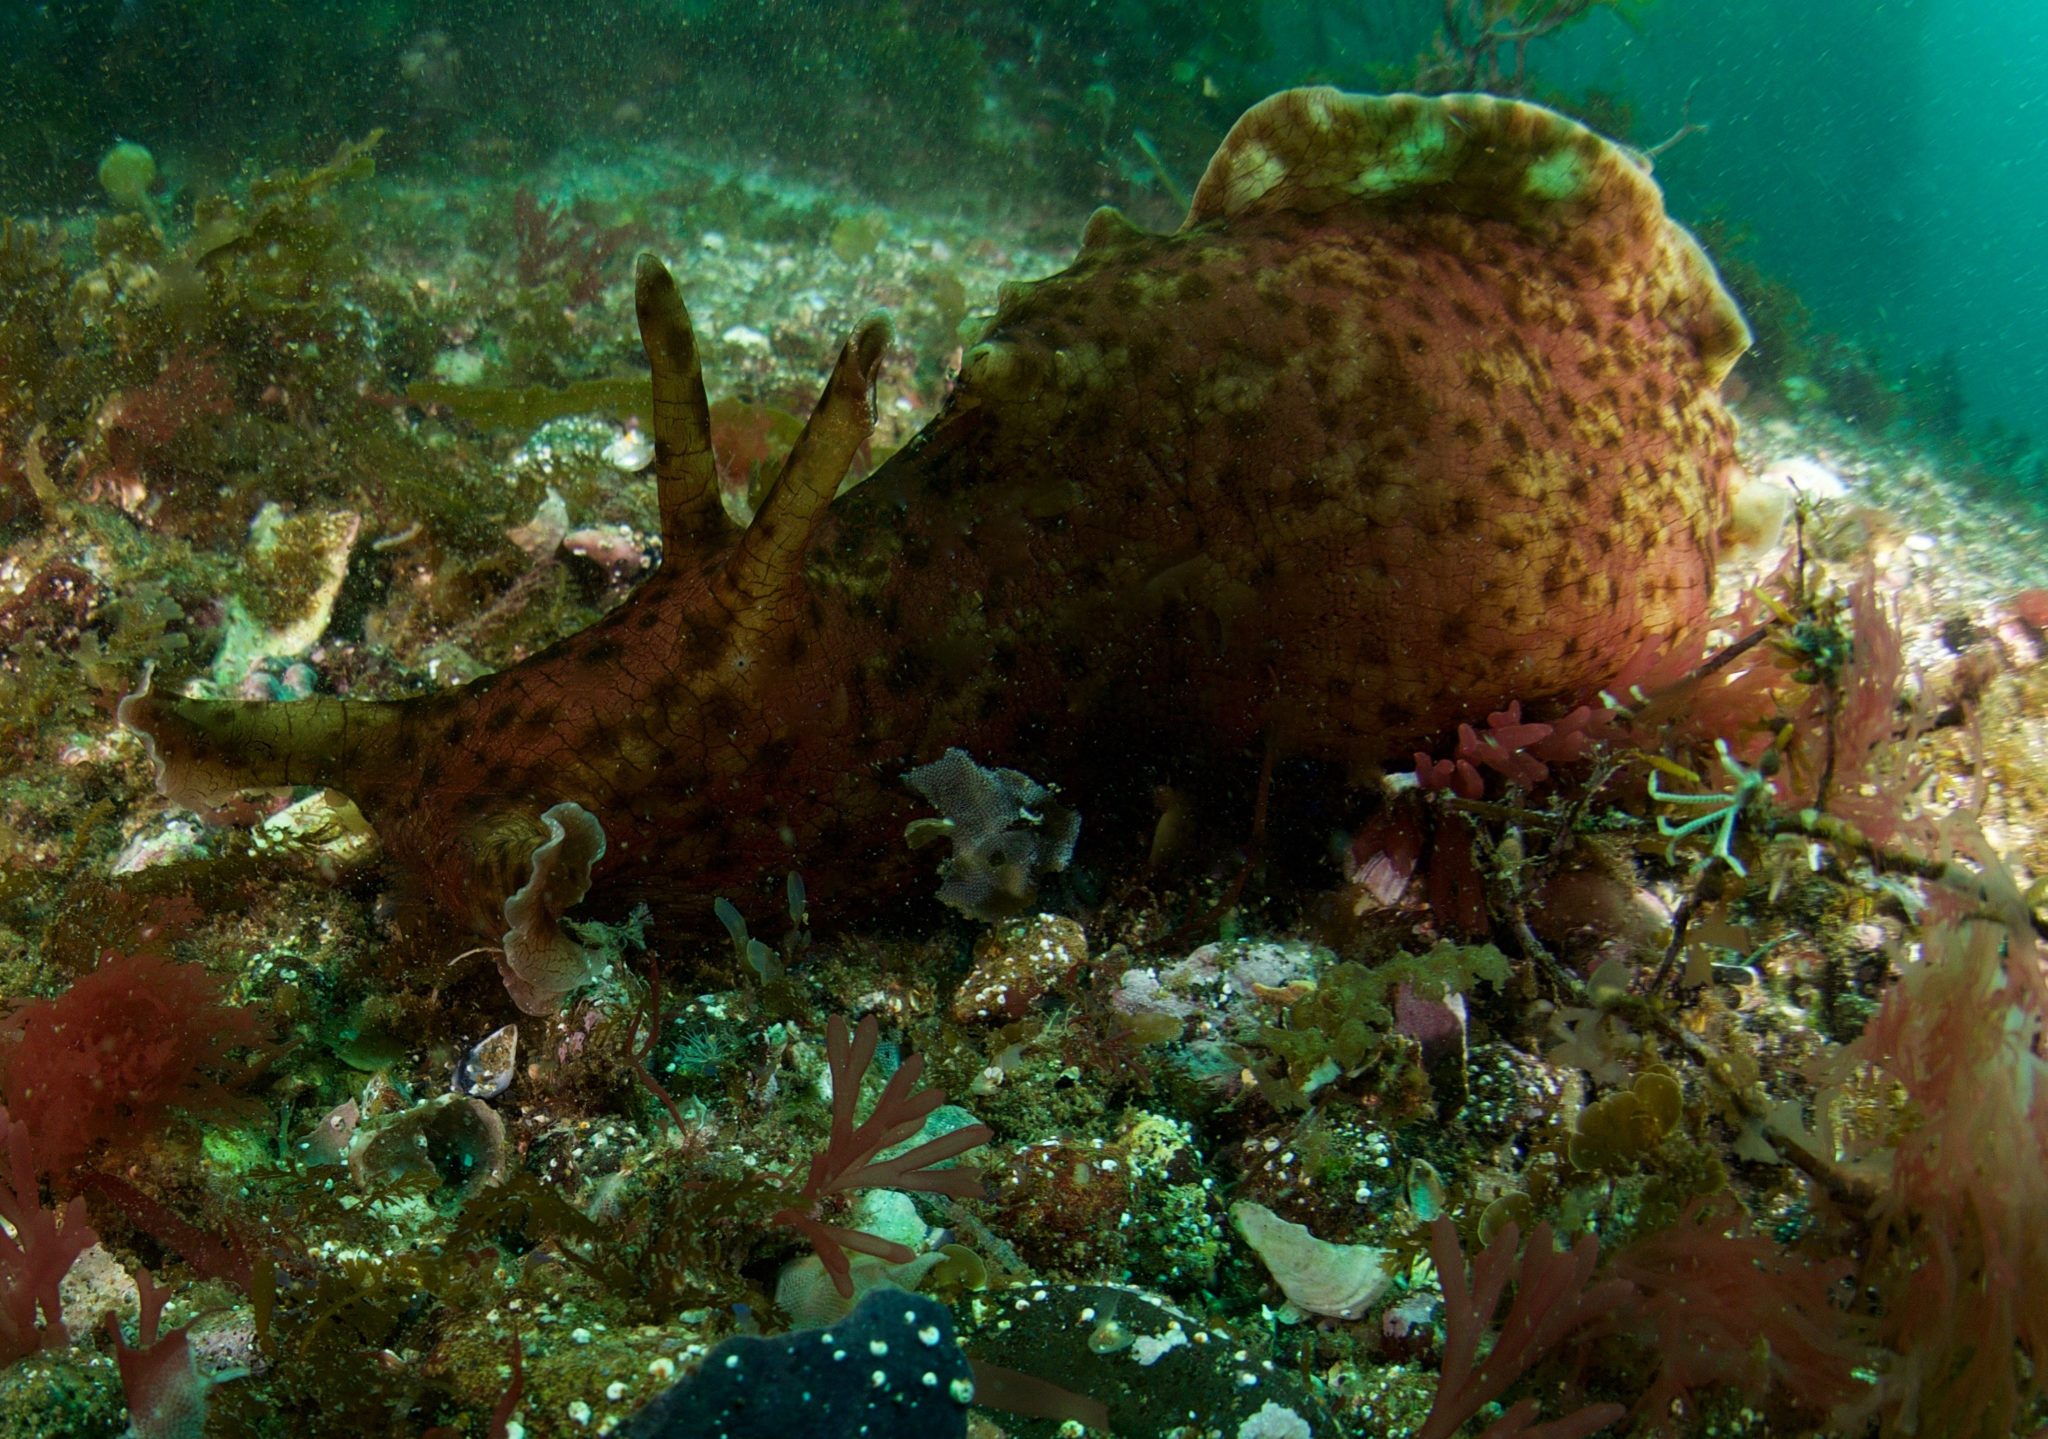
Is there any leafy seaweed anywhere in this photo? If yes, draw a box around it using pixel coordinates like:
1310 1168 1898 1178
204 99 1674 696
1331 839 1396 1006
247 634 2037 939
451 1168 782 1323
1253 942 1509 1108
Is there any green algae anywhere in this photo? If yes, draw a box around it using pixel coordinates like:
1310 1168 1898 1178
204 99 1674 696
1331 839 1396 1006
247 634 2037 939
1252 941 1509 1108
406 375 649 431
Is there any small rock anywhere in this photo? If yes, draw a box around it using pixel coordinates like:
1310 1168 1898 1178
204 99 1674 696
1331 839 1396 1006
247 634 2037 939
950 913 1087 1023
110 816 207 874
430 347 486 385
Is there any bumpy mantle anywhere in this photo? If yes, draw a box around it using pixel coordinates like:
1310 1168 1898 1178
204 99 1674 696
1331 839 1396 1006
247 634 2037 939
122 88 1751 1011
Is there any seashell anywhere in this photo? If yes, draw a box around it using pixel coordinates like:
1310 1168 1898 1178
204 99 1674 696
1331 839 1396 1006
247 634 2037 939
775 1189 941 1327
454 1022 519 1098
1406 1157 1447 1222
603 426 654 471
1230 1200 1392 1320
775 1249 946 1329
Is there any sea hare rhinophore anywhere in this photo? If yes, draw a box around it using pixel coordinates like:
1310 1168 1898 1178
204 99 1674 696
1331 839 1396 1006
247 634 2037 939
122 88 1751 1010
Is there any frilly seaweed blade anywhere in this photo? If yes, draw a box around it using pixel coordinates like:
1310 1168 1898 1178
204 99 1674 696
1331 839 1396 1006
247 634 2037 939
122 88 1751 1011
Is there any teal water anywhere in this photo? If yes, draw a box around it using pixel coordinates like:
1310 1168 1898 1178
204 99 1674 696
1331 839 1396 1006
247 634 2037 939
1285 0 2046 479
1535 0 2047 484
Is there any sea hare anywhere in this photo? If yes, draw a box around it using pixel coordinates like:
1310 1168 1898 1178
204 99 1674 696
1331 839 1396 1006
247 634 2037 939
122 88 1750 1011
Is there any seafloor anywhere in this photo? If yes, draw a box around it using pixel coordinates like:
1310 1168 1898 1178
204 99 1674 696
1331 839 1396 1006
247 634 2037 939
1 119 2046 1439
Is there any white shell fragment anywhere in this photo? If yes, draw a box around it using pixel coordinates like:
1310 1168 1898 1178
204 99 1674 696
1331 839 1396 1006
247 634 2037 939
1236 1401 1313 1439
603 425 654 471
1230 1200 1392 1320
454 1022 519 1098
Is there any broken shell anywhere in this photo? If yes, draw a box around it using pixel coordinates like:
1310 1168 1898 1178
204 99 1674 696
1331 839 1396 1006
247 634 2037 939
348 1093 507 1195
1406 1157 1447 1222
214 503 361 679
1230 1200 1392 1320
454 1022 518 1098
260 789 379 872
603 426 654 471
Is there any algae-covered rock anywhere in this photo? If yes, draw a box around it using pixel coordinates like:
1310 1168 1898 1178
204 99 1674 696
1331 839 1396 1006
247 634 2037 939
0 1348 124 1439
958 1280 1319 1436
214 502 359 682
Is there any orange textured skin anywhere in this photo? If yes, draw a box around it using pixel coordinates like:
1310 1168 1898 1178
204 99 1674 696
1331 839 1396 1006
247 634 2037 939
122 90 1749 1003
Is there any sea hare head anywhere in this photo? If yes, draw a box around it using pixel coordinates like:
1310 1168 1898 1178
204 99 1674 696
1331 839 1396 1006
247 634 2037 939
1188 88 1748 386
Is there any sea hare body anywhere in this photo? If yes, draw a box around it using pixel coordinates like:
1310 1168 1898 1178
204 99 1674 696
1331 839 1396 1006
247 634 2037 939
122 89 1750 1010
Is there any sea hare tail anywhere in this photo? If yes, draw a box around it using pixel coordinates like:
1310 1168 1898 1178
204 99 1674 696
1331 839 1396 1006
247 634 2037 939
119 668 398 814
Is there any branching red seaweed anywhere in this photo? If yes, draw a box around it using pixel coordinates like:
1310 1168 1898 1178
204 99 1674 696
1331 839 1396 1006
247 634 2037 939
772 1014 993 1298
